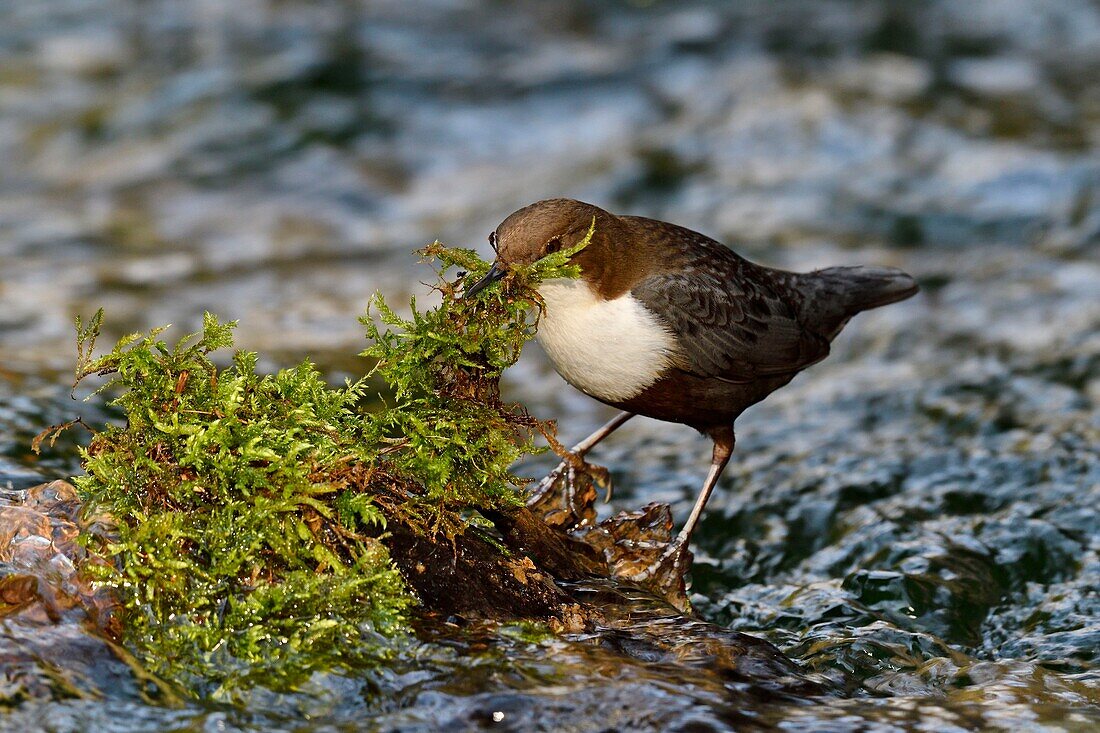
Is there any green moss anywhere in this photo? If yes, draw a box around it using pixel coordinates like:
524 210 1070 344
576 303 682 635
360 225 591 533
65 225 593 697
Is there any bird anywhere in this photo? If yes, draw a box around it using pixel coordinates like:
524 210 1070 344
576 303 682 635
465 198 918 582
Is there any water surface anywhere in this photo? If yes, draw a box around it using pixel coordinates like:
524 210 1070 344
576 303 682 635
1 1 1098 730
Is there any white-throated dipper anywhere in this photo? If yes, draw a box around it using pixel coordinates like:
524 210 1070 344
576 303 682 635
466 198 918 580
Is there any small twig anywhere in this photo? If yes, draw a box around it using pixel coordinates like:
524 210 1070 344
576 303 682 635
31 417 95 454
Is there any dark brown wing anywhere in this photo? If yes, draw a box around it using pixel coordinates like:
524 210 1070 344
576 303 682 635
626 219 830 383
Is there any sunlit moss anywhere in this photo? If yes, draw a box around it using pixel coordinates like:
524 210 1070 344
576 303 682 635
361 223 592 534
66 224 592 696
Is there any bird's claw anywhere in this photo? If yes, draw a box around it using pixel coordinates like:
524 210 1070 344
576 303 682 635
528 454 611 531
622 538 692 610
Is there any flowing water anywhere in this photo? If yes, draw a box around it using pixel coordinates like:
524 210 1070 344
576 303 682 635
1 1 1098 730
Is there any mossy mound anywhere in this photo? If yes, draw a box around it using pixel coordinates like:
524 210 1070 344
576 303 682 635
60 232 592 695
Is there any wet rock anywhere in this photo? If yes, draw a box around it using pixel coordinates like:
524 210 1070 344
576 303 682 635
0 477 822 727
0 480 129 709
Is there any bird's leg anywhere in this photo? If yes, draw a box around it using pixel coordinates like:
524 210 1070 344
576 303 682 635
631 427 735 586
528 411 634 519
568 410 635 459
674 428 735 551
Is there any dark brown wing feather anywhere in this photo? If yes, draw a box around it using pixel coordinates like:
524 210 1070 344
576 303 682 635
625 218 830 383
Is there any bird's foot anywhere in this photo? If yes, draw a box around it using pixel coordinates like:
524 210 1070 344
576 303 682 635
528 454 611 531
623 537 692 608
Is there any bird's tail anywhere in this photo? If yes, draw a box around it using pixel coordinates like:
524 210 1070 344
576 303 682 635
802 265 919 336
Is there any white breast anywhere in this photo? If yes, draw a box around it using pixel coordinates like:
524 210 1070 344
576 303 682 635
535 278 679 403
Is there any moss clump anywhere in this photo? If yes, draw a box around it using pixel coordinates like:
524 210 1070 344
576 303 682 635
72 311 411 695
66 226 592 696
361 233 589 534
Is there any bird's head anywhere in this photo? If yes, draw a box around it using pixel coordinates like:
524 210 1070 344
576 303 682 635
466 198 624 297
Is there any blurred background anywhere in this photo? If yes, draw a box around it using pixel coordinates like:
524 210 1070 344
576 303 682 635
3 0 1097 374
1 1 1098 728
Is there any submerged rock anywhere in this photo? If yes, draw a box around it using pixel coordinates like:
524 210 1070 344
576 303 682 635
0 481 133 707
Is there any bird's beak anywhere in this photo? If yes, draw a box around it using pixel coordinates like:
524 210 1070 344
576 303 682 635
464 261 507 298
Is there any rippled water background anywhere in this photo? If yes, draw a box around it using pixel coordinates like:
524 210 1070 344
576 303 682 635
1 1 1098 731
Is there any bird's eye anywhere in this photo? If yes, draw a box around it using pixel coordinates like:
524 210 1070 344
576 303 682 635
488 231 499 254
545 236 562 255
